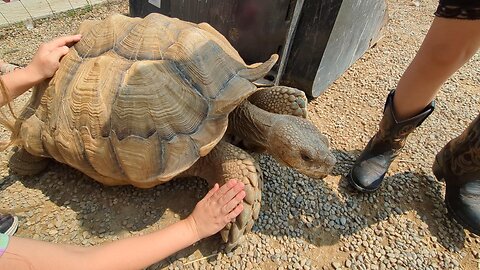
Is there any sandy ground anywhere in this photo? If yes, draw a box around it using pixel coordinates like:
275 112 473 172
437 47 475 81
0 0 479 269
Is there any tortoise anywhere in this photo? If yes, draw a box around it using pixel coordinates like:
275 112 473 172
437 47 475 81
5 13 335 250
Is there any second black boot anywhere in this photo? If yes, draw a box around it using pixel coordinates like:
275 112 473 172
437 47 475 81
348 91 435 192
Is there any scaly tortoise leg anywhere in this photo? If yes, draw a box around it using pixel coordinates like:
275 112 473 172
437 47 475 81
248 86 308 118
181 140 262 251
9 147 50 176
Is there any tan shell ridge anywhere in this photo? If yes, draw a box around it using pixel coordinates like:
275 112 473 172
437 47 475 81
15 13 278 187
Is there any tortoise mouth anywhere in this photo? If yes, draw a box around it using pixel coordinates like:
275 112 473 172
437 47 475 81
281 157 333 179
303 169 331 179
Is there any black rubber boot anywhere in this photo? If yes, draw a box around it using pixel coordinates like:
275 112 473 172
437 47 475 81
433 114 480 236
348 90 435 192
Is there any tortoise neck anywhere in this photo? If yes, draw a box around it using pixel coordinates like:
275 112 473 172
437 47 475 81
229 100 275 148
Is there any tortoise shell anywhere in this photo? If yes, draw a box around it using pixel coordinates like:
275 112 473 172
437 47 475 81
17 13 277 187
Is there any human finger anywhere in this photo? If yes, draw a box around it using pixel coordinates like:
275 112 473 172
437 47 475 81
223 190 245 214
212 179 237 200
50 46 70 62
45 34 82 49
203 183 219 200
220 181 244 205
226 204 244 222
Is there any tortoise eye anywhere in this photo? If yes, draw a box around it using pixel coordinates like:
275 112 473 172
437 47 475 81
301 152 313 162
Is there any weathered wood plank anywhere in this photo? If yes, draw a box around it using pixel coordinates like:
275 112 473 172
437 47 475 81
0 0 107 27
69 0 92 9
21 0 57 19
0 1 31 24
90 0 106 5
0 12 7 25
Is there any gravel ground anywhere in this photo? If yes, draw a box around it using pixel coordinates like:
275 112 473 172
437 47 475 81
1 0 480 269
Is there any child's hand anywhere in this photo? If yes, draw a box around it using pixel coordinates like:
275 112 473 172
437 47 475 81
25 34 82 81
186 179 246 241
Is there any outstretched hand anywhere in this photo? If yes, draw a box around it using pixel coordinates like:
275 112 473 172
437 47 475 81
186 179 246 241
25 34 82 81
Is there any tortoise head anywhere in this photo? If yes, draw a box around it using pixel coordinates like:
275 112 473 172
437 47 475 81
267 116 336 178
229 101 336 178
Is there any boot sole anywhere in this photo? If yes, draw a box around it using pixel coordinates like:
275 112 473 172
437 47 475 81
347 169 380 193
432 158 480 236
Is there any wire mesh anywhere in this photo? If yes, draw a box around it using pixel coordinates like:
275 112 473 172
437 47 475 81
0 0 108 27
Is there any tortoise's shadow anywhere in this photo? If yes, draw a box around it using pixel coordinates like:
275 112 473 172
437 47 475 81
251 149 467 252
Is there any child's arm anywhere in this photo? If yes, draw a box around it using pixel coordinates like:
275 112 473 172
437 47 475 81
0 34 82 106
1 179 246 270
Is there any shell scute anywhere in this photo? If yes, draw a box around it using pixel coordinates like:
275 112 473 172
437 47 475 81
111 60 209 141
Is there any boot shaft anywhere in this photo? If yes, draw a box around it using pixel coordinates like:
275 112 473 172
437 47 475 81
349 90 434 192
372 90 435 152
436 114 480 181
433 114 480 236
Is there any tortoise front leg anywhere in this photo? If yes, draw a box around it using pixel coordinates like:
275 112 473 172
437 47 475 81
249 86 308 118
9 147 50 176
181 140 262 251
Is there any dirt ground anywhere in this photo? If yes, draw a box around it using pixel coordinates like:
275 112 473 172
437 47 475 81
0 0 479 269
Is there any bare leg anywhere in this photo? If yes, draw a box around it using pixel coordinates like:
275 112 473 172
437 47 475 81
394 17 480 120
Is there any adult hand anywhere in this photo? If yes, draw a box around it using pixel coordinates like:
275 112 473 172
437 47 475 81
186 179 246 241
25 34 82 81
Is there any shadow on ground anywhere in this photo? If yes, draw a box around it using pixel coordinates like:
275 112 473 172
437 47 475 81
0 154 220 267
251 148 467 252
0 147 469 268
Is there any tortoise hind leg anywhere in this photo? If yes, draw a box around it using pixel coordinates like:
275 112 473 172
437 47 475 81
9 147 50 176
249 86 308 118
181 140 262 251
